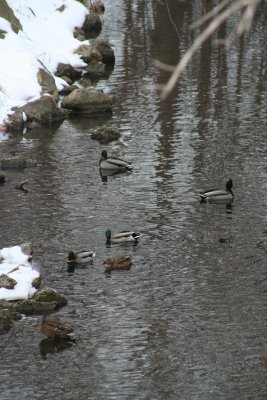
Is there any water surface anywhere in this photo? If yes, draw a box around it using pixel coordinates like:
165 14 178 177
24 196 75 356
1 1 267 399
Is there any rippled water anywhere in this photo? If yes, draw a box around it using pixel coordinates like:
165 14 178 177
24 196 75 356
1 1 267 399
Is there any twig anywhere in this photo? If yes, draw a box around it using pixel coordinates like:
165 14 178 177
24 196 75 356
165 0 182 40
160 0 260 100
189 0 230 30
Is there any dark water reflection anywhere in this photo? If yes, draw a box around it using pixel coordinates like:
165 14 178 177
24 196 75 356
1 1 267 399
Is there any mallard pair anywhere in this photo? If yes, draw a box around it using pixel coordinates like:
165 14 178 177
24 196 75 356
199 179 234 202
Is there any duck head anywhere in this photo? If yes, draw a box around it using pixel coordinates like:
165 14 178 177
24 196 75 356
101 150 108 159
106 229 112 244
67 251 75 261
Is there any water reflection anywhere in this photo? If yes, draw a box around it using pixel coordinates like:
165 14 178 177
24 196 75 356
39 337 76 360
99 168 132 182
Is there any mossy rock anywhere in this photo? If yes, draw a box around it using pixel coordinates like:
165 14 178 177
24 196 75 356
91 127 120 144
32 287 67 308
0 274 17 289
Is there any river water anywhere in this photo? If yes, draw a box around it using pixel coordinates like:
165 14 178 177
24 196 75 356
1 1 267 399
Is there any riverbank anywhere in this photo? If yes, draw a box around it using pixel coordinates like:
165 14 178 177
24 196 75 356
0 0 114 132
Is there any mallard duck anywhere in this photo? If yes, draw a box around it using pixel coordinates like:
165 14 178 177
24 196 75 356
105 229 141 245
40 315 75 340
199 179 234 202
103 255 133 272
99 150 133 171
66 250 96 264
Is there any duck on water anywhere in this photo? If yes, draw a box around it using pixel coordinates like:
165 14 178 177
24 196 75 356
199 179 234 203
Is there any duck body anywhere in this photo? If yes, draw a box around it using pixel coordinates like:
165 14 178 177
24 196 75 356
199 179 234 202
66 250 96 264
105 229 141 245
103 255 133 272
40 315 75 340
99 150 133 171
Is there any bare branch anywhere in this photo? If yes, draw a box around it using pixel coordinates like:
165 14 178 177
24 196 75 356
189 0 230 30
153 59 176 72
160 0 260 100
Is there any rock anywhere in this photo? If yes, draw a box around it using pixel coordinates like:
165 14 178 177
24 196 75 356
90 39 115 66
84 60 105 77
15 180 28 193
32 276 42 289
15 300 58 315
6 95 66 132
32 287 67 308
37 68 58 101
73 27 86 42
77 77 92 88
14 287 67 316
75 44 102 64
0 173 6 184
59 84 78 96
0 0 22 34
0 274 17 289
56 63 82 83
89 1 105 14
61 89 112 114
1 155 26 170
91 127 120 144
60 76 73 86
21 242 33 260
82 13 102 39
0 300 21 334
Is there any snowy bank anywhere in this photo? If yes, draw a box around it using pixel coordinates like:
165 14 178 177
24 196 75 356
0 0 88 125
0 245 40 301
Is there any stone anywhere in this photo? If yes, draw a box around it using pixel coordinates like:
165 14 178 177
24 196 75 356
91 127 120 144
1 155 26 170
75 44 102 64
61 88 112 114
0 300 21 334
32 287 67 308
37 68 58 101
84 60 105 76
90 39 115 66
6 95 66 132
73 27 86 42
56 63 82 83
15 300 58 315
89 1 105 14
82 13 102 39
0 274 17 289
32 276 42 289
59 84 78 96
77 77 92 88
0 0 22 33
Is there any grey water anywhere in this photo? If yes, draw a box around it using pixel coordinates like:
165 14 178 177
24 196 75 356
0 1 267 399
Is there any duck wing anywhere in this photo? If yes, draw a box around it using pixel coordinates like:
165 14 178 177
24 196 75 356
100 157 132 170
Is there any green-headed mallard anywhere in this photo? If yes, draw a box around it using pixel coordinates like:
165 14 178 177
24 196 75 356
103 255 133 272
40 315 75 340
66 250 96 264
99 150 133 171
105 229 141 245
199 179 234 202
